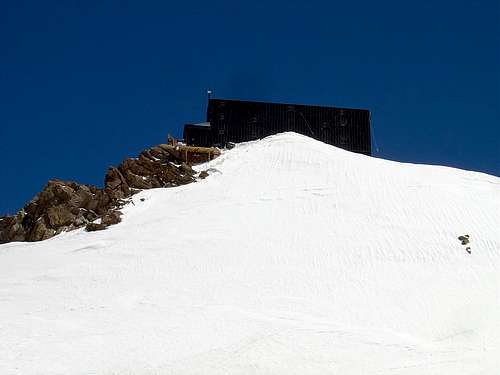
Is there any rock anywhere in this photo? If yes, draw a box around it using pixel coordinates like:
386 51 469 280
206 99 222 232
0 141 202 244
0 179 112 244
28 219 55 242
52 183 74 203
158 144 182 160
101 211 122 226
73 185 94 208
104 167 130 199
72 210 94 227
104 148 196 193
458 235 470 245
46 206 76 227
179 163 194 175
199 170 209 179
0 216 26 243
85 222 108 232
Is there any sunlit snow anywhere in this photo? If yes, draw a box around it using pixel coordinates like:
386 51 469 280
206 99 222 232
1 132 499 374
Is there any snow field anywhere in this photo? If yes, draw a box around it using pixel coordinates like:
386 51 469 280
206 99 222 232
1 132 499 374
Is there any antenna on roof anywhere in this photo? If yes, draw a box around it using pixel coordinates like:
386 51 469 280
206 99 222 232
207 89 212 100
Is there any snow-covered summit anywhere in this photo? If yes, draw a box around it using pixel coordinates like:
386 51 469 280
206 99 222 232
1 132 499 374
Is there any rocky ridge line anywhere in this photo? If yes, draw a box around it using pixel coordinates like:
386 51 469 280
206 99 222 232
0 144 199 244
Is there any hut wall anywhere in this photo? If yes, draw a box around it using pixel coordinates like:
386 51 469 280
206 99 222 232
206 99 371 155
183 124 212 147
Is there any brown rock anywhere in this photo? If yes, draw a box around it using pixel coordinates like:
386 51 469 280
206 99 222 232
46 206 76 227
28 219 55 241
85 222 108 232
101 211 122 226
1 141 202 244
0 216 26 243
158 144 182 160
105 167 129 191
179 163 194 175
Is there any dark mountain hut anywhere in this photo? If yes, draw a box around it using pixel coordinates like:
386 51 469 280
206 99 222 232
183 98 371 155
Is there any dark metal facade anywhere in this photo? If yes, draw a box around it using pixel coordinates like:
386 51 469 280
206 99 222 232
183 124 212 147
185 99 371 155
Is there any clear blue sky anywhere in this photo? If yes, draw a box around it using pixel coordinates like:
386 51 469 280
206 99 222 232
1 0 499 215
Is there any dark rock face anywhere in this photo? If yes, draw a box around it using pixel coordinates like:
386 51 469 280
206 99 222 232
0 215 26 243
0 144 197 244
1 180 109 242
101 211 122 226
103 144 196 200
85 222 108 232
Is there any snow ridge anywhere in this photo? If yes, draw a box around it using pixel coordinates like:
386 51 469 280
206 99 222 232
1 132 499 374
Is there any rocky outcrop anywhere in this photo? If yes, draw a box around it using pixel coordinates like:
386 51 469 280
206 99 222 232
198 170 209 179
0 144 198 244
103 145 195 200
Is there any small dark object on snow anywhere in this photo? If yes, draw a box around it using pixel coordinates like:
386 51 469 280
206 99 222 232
458 234 471 254
199 170 209 179
140 198 145 202
458 234 470 245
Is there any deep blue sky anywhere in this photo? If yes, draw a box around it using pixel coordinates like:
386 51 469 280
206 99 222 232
1 0 499 215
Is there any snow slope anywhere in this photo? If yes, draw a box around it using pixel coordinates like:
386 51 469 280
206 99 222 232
1 132 499 374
